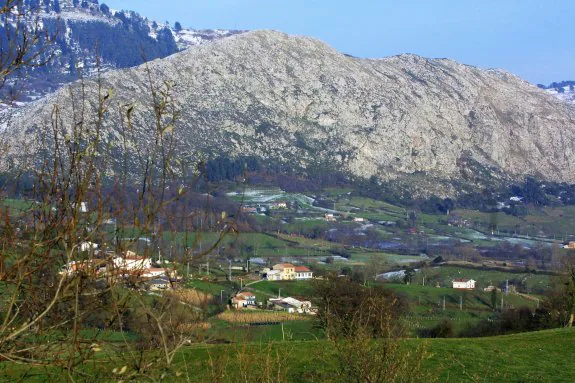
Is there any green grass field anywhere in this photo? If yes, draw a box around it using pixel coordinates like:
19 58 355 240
174 328 575 382
412 266 553 294
7 328 571 382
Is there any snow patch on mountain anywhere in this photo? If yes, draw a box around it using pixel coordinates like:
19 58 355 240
546 86 575 105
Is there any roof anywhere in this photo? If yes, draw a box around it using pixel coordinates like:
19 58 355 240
237 292 256 299
453 279 475 283
294 266 311 272
149 277 170 284
270 297 310 308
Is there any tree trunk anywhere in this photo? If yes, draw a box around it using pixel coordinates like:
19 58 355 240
567 313 574 328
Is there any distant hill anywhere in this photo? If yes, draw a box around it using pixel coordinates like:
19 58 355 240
1 0 243 104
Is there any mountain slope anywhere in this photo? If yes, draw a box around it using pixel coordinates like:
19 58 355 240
3 30 575 194
1 0 242 103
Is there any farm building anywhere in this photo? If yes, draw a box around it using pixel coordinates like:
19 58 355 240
452 279 476 290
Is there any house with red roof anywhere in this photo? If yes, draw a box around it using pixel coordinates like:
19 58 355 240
232 292 257 309
294 266 313 280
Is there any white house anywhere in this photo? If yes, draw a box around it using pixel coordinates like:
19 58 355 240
265 269 283 281
269 297 312 314
79 241 98 252
452 279 476 290
112 251 152 272
263 264 297 281
294 266 313 280
325 214 337 222
231 292 257 309
141 268 169 279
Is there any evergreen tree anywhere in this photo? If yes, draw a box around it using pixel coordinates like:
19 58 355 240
53 0 60 12
99 3 109 15
174 21 182 32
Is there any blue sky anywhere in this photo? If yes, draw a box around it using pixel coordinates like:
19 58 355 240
104 0 574 84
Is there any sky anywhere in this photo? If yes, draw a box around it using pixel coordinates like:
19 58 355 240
104 0 574 85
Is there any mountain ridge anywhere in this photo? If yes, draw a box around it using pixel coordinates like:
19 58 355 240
3 30 575 195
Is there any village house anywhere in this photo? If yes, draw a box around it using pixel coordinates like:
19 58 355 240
325 213 337 222
148 276 172 291
265 269 283 281
60 259 106 276
563 241 575 249
262 263 302 281
231 292 257 309
79 241 98 252
294 266 313 280
453 279 476 290
273 263 296 280
141 267 170 279
268 297 312 314
270 201 288 210
353 217 366 223
112 251 152 272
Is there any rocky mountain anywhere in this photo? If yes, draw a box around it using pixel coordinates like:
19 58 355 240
3 30 575 195
1 0 242 104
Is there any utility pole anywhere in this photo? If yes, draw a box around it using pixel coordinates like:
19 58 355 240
207 254 210 275
220 290 224 303
443 296 446 312
422 276 425 287
460 295 463 311
240 278 243 289
278 288 282 298
229 259 232 281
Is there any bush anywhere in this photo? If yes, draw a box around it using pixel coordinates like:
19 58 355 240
418 319 454 338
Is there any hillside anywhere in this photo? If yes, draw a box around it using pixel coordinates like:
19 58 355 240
4 328 574 381
0 0 242 103
3 30 575 195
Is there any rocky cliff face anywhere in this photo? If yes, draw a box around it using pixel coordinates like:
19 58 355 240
3 30 575 193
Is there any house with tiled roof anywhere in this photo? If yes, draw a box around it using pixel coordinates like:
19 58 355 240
294 266 313 280
232 292 256 309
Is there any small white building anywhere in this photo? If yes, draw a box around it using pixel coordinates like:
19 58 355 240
79 241 98 252
294 266 313 280
265 269 283 281
269 297 312 314
325 214 337 222
452 279 476 290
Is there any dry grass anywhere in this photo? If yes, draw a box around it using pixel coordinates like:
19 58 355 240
166 289 213 306
176 321 212 334
218 310 309 323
